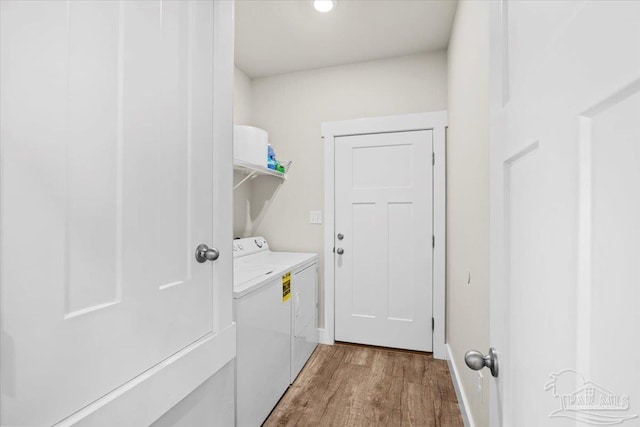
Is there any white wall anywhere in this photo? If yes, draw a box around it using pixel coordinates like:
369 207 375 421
446 1 490 426
233 67 253 238
234 66 252 126
245 52 447 328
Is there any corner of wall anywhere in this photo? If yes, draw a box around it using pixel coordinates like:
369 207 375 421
233 65 255 238
445 1 490 426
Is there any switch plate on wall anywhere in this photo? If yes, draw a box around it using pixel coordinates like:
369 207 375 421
309 210 322 224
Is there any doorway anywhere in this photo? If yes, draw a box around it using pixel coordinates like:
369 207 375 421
322 112 447 357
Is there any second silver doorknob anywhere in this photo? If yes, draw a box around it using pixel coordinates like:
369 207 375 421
464 348 498 377
195 244 220 263
336 248 344 255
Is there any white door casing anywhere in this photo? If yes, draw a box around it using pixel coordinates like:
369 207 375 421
489 1 640 426
0 1 235 425
322 112 447 358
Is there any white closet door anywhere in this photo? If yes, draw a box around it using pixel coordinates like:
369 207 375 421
0 1 229 425
489 1 640 425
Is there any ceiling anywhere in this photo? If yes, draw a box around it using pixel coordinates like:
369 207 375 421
235 0 458 78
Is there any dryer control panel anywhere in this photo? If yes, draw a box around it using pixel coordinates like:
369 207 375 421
233 236 269 258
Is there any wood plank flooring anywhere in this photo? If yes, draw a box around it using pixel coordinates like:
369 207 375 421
263 343 464 427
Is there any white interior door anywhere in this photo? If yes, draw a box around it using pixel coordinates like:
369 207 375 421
0 1 232 425
489 2 640 425
334 130 433 351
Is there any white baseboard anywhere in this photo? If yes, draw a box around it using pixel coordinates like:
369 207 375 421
317 328 333 345
446 344 474 427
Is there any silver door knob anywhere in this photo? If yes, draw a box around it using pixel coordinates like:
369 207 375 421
195 244 220 263
337 233 344 240
336 248 344 255
465 348 498 377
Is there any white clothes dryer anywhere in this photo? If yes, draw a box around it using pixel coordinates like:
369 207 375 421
233 237 318 427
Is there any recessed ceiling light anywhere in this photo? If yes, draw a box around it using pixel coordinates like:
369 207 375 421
314 0 335 13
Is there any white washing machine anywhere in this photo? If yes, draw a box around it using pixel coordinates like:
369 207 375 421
233 237 318 427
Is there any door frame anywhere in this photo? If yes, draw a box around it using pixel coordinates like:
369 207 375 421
321 111 447 359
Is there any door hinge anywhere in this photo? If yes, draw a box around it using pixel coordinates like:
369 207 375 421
432 317 435 332
432 152 435 165
432 235 435 248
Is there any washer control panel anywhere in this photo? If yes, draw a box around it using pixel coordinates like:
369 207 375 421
233 236 269 258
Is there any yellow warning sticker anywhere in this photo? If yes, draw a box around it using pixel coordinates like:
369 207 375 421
282 272 291 302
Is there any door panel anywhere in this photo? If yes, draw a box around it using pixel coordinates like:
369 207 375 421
352 143 414 188
66 1 121 313
589 85 640 415
490 1 640 425
387 202 415 321
335 130 433 351
351 203 377 317
503 143 555 423
1 1 216 425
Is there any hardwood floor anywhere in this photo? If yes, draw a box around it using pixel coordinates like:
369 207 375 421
263 343 464 427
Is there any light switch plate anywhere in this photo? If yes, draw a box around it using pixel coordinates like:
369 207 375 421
309 210 322 224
